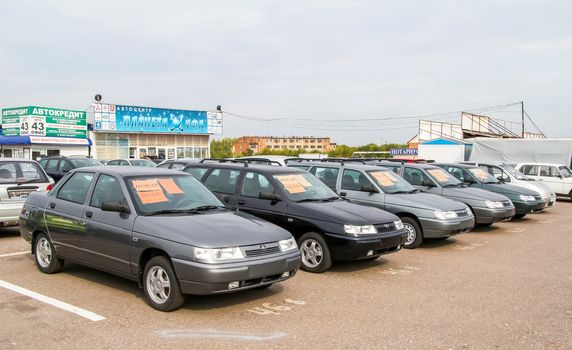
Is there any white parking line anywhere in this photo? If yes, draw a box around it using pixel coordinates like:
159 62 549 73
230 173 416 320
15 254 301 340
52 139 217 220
0 280 105 322
0 251 29 258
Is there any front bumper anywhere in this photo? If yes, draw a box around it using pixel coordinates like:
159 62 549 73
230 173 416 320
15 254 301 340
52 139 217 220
473 206 515 224
323 229 408 260
419 216 475 238
172 251 301 295
542 195 557 209
513 200 546 215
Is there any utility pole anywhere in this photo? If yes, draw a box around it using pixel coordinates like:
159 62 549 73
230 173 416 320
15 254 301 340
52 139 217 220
521 101 525 138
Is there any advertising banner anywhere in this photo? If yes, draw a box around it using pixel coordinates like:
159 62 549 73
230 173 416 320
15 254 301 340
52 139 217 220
390 148 418 156
1 106 87 138
93 103 208 134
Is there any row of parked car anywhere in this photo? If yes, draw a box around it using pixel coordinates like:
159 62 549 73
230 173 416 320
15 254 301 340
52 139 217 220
7 155 571 311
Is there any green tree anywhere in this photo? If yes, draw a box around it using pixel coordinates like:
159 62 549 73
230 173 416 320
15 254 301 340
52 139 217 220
210 138 236 158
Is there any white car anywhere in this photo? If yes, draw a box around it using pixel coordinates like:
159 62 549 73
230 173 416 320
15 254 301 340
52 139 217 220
0 159 53 226
464 162 557 208
515 162 572 199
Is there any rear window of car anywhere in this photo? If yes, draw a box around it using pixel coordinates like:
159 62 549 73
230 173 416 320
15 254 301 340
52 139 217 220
0 161 48 184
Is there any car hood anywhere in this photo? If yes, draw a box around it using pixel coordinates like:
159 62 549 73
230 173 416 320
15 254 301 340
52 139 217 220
509 180 554 196
442 187 509 202
480 183 539 196
287 200 398 225
133 210 292 248
386 192 467 211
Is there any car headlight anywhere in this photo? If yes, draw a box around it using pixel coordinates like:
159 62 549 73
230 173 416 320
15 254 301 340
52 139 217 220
519 195 536 201
485 200 504 209
194 247 244 262
344 224 378 235
434 210 458 220
279 238 297 252
394 220 404 230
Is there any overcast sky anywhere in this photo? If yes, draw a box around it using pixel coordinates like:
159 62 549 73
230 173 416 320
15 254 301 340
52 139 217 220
1 1 570 145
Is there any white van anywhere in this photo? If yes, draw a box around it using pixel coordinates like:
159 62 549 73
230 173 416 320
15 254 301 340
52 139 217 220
515 163 572 199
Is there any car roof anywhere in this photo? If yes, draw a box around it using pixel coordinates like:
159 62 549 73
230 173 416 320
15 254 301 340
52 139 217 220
73 166 186 177
188 161 307 174
294 161 394 172
515 162 567 167
0 158 39 162
436 163 477 169
398 163 442 170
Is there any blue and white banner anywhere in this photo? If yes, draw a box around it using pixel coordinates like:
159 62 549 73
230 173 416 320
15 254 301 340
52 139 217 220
93 103 208 134
390 148 418 156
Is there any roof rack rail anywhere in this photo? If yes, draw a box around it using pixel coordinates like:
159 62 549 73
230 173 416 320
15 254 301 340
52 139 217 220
237 158 283 166
198 158 249 167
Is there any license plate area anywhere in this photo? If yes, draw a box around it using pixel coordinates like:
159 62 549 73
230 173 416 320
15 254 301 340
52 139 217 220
8 190 33 199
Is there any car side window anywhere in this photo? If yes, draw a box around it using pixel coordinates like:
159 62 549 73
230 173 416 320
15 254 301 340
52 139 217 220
45 159 59 172
184 167 209 180
90 174 127 208
540 165 559 177
107 160 118 166
203 168 240 193
310 166 339 189
39 159 47 168
383 165 401 175
170 163 185 170
521 165 539 176
446 166 465 182
59 160 72 172
241 172 276 197
402 167 431 186
341 169 367 191
57 172 95 204
120 160 130 166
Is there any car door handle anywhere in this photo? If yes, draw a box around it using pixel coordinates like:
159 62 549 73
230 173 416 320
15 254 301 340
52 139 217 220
238 200 246 205
339 192 347 197
85 211 93 218
49 202 56 209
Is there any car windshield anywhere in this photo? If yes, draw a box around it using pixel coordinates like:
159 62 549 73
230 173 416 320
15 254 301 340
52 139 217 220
272 172 338 202
500 164 531 180
426 168 462 187
468 167 498 184
70 159 102 168
0 161 48 184
126 175 224 215
130 160 157 167
366 170 416 193
559 166 572 178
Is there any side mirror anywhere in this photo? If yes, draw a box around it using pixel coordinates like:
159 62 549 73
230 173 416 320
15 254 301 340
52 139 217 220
259 192 282 201
421 179 435 187
101 201 131 214
360 184 379 193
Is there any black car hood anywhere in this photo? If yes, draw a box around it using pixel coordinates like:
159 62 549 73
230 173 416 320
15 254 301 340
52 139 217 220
133 210 291 248
287 200 398 225
442 187 510 202
386 192 467 211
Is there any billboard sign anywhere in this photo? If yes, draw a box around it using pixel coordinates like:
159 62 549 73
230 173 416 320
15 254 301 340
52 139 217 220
93 103 209 134
390 148 418 156
1 106 87 138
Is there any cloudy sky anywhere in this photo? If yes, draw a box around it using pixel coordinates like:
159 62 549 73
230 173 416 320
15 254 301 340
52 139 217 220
1 0 570 145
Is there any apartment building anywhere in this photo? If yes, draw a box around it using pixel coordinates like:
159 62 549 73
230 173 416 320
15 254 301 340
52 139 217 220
233 136 334 155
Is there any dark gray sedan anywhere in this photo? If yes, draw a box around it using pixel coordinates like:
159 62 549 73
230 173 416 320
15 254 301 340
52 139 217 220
19 167 301 311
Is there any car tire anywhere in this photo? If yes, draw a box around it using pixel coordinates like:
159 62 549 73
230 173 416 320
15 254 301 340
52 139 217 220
297 232 332 273
34 233 63 274
143 256 185 312
514 214 526 219
401 217 423 249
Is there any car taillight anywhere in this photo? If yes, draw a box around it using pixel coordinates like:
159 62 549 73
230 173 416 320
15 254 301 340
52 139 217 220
46 184 54 191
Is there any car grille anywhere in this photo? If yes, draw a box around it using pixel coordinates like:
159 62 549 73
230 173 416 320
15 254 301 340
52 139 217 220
243 243 281 257
501 201 512 207
375 222 397 234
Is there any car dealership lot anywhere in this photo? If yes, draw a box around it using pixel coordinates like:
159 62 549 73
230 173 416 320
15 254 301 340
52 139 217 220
1 202 571 349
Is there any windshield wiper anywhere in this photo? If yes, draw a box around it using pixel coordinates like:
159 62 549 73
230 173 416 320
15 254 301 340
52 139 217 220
296 198 324 203
145 209 194 216
191 205 225 211
321 196 340 202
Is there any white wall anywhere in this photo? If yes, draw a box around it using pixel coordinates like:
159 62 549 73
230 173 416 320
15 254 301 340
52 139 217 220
418 144 465 162
59 146 90 157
